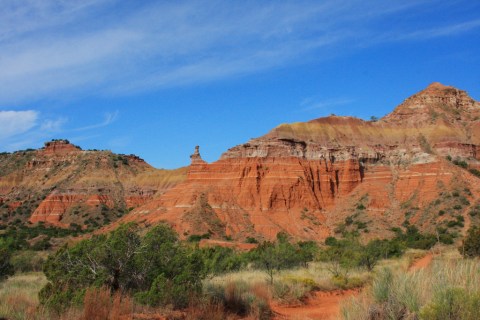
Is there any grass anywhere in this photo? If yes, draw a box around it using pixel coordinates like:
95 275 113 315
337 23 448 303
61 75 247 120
0 272 49 320
205 260 376 308
341 249 480 320
0 249 441 320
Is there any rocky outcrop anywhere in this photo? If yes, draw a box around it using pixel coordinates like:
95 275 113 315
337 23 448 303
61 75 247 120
39 139 82 156
30 194 87 225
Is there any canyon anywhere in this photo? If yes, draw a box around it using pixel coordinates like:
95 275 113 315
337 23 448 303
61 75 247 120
1 83 480 241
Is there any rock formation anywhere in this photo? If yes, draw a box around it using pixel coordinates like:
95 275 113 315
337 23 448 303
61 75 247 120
115 83 480 241
0 140 187 228
2 83 480 243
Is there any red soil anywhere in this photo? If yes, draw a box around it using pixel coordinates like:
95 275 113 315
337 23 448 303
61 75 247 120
271 289 359 320
409 253 433 272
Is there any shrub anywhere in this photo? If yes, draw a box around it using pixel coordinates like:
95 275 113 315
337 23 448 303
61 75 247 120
199 246 246 275
272 278 313 305
469 168 480 177
356 204 366 210
0 245 14 280
40 223 205 311
188 233 210 242
325 236 338 246
246 237 258 244
396 226 436 250
249 232 306 284
10 250 45 272
453 159 468 169
461 227 480 257
420 288 480 320
205 281 271 319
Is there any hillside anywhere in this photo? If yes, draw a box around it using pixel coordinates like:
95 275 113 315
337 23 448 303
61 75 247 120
2 83 480 243
113 83 480 242
0 140 187 229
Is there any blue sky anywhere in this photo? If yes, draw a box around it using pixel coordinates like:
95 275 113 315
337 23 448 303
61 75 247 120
1 0 479 168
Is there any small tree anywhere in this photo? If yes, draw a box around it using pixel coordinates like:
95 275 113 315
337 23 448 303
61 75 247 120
461 227 480 257
251 232 304 284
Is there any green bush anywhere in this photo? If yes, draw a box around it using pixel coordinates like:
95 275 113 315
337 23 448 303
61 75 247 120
245 237 258 244
468 168 480 177
40 223 205 311
188 233 210 242
199 246 246 275
395 226 436 250
0 245 14 280
461 227 480 257
249 232 307 284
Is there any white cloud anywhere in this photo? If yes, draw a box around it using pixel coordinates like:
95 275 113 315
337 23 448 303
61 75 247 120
0 108 118 151
40 117 68 132
0 110 38 140
0 0 476 103
72 111 119 131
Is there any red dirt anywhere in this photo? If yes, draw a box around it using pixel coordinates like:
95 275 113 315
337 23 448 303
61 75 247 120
409 253 434 271
271 289 359 320
271 252 435 320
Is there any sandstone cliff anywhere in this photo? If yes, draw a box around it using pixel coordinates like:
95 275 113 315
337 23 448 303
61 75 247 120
115 83 480 241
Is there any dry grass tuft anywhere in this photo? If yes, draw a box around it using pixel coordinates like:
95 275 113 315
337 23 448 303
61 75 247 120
81 287 133 320
0 272 50 320
341 250 480 320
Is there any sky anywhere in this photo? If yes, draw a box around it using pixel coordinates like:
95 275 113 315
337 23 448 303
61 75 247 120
1 0 479 169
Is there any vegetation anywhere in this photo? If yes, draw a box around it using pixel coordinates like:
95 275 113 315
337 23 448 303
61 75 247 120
342 253 480 320
1 214 474 319
0 245 14 280
461 226 480 257
249 232 314 284
40 223 204 311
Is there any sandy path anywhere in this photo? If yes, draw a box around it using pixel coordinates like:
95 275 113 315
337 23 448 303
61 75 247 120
271 289 359 320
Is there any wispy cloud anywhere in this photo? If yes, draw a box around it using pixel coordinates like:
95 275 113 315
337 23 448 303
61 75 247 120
72 111 119 131
0 110 38 140
0 0 476 104
0 109 118 151
387 19 480 42
301 98 354 112
40 117 68 132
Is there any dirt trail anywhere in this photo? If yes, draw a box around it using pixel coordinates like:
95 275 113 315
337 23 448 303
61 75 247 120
408 252 433 272
271 289 359 320
271 253 435 320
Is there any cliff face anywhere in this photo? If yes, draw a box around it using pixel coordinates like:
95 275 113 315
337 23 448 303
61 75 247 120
3 83 480 241
0 140 187 228
116 83 480 241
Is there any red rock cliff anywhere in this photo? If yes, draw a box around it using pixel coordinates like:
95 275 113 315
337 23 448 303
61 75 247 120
116 83 480 241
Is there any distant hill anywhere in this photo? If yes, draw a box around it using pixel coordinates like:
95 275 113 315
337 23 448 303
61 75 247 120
0 139 187 230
